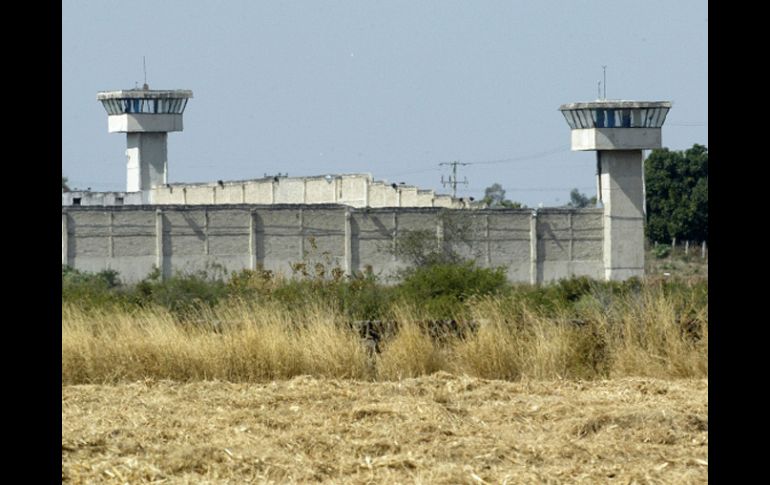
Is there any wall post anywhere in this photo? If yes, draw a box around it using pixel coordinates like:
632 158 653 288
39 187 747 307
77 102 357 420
485 213 491 267
298 208 305 259
62 212 69 266
530 209 538 285
567 211 575 277
203 208 210 256
108 211 114 259
344 208 352 276
392 211 398 261
155 208 166 280
249 209 257 270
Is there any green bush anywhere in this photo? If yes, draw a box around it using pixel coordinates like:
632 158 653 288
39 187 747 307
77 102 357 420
267 272 393 321
62 265 124 308
133 269 229 318
553 276 594 302
396 262 508 319
336 272 394 321
61 264 704 331
653 244 671 259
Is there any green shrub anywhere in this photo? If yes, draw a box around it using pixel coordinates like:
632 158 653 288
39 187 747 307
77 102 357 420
62 266 124 308
553 276 595 302
396 262 507 319
133 269 228 318
653 244 671 259
226 267 276 298
336 272 394 321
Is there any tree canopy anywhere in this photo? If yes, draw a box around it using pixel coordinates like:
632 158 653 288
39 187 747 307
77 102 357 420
644 144 708 243
62 176 70 192
482 183 524 209
567 188 596 208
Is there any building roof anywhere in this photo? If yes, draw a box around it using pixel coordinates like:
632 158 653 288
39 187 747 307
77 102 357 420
97 89 193 100
559 100 671 110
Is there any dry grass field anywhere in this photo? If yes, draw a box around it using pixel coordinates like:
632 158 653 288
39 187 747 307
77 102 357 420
63 375 707 484
62 279 707 483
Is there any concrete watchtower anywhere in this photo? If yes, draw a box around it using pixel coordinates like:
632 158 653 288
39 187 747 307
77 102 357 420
559 100 671 281
97 86 193 203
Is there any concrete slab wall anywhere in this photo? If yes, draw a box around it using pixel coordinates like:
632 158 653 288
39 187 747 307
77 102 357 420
66 174 470 209
63 205 604 284
339 176 369 207
368 183 399 208
62 191 144 206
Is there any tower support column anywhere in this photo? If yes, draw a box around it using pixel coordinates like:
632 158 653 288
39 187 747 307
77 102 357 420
126 132 168 202
599 150 645 280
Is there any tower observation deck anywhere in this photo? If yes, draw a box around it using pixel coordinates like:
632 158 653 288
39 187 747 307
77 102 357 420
97 87 193 202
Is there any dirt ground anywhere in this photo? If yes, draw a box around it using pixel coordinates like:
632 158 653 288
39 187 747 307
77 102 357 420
62 374 707 484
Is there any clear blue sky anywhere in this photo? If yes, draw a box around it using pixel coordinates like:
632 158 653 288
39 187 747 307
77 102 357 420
62 0 707 207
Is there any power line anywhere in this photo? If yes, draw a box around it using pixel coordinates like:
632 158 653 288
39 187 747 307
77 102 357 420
380 166 443 178
467 146 570 165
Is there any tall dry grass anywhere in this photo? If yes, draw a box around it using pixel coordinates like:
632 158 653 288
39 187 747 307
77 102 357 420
376 304 446 380
448 299 606 380
602 290 708 378
62 300 371 384
62 284 707 384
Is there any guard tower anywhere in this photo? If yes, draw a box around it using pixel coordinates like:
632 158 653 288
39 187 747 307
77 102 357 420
559 100 671 281
97 86 193 203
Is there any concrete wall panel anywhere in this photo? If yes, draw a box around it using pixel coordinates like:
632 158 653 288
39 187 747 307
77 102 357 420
72 236 109 257
274 179 305 203
113 236 155 257
64 206 605 284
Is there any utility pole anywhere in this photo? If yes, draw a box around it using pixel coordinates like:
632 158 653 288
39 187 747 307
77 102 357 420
439 161 469 198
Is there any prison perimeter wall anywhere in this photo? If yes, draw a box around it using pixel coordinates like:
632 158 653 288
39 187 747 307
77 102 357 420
62 205 604 284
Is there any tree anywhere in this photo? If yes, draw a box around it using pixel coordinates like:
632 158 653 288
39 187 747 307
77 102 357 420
62 176 70 192
392 210 476 267
644 144 708 243
482 183 524 208
567 188 596 208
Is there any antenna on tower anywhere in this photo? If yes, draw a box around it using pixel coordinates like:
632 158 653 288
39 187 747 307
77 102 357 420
602 65 607 99
439 161 470 198
142 56 149 90
597 80 601 100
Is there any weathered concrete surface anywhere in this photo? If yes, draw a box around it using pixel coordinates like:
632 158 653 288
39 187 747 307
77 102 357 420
126 133 168 197
62 205 604 284
108 114 183 133
148 174 467 209
600 151 646 280
97 89 193 100
570 128 662 151
62 191 143 207
559 100 672 110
